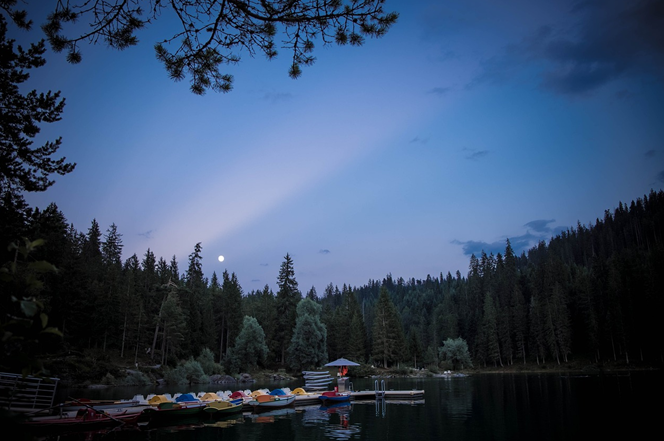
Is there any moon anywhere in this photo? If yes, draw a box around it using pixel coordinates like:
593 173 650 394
218 255 225 262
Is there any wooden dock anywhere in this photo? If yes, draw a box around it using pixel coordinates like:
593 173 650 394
290 388 425 407
350 389 425 400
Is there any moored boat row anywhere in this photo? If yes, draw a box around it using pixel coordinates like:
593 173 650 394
16 383 425 433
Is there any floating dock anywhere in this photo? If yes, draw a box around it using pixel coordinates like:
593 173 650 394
350 389 425 400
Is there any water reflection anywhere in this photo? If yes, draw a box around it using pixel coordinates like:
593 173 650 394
300 403 361 439
246 407 296 423
26 373 660 441
203 413 244 428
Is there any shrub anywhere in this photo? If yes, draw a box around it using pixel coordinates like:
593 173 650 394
164 359 210 385
182 359 209 384
121 371 153 386
164 366 188 385
438 338 473 370
100 373 116 385
439 360 453 371
197 348 223 375
388 365 410 376
348 364 376 378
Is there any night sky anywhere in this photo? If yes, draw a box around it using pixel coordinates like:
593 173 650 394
15 0 664 294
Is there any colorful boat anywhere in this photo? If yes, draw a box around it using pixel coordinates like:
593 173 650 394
203 400 244 415
57 398 143 412
20 408 141 432
247 394 296 411
318 391 351 404
142 400 206 419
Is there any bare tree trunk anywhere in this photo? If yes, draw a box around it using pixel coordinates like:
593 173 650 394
151 297 167 360
219 327 224 363
134 305 142 366
120 309 128 358
161 328 167 365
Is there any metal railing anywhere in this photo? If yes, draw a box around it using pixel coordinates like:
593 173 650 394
374 379 386 399
0 372 60 412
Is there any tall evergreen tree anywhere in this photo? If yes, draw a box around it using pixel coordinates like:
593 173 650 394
160 287 187 364
218 270 243 358
372 287 406 368
120 253 142 359
275 253 301 364
480 291 501 367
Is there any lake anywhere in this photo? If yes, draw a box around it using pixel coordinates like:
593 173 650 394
30 371 661 441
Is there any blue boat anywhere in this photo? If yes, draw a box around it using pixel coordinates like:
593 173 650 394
318 391 351 404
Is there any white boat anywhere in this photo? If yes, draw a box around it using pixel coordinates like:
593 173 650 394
248 394 296 410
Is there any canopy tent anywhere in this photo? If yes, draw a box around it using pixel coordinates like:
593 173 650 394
325 358 360 367
325 358 360 377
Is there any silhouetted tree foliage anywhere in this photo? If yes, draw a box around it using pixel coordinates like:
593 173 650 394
275 253 301 365
2 0 398 94
287 298 328 371
0 15 75 197
2 190 664 374
229 316 268 372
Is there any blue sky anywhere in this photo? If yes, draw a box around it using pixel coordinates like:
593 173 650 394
15 0 664 294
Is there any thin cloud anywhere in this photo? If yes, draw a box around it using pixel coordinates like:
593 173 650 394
260 263 269 266
319 249 331 254
657 170 664 183
524 219 556 233
138 230 154 239
465 149 489 160
262 91 294 103
645 150 657 158
427 87 451 96
451 239 505 257
452 231 540 258
453 217 566 258
410 136 429 145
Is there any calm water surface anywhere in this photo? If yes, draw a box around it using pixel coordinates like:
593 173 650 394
34 372 661 441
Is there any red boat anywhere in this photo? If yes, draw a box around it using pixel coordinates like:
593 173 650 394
20 408 142 432
318 391 351 404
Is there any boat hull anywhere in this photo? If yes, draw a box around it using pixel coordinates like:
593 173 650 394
21 410 141 432
204 401 244 415
248 395 296 411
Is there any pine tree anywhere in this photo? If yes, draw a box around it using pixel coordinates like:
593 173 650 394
372 287 406 368
219 271 243 358
275 253 301 364
120 253 142 359
0 15 75 196
160 289 186 364
182 242 205 356
23 1 399 95
481 291 501 367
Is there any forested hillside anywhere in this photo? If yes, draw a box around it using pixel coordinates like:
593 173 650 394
2 190 663 376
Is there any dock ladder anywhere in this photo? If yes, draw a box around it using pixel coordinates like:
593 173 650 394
374 379 386 417
374 379 386 400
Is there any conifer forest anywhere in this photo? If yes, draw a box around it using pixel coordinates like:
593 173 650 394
2 190 663 376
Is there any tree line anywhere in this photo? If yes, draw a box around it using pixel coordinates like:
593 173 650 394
3 190 662 375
